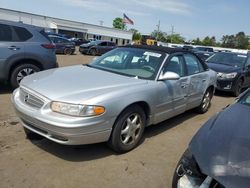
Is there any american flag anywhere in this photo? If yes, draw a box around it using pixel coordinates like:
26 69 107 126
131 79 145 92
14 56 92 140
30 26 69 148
123 13 134 25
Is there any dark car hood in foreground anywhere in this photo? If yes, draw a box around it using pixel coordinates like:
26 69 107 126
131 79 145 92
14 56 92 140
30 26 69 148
20 65 147 103
190 103 250 187
207 62 241 73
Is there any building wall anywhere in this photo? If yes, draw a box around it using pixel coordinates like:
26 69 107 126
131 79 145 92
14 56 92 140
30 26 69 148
0 8 132 46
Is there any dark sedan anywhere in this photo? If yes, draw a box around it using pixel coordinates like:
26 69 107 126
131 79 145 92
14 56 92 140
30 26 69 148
206 52 250 96
172 88 250 188
79 40 116 56
49 35 76 55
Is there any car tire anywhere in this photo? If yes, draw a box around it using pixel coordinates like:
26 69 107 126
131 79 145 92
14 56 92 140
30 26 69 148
23 127 44 140
108 105 146 153
89 49 97 56
233 79 243 97
196 89 212 114
64 48 72 55
10 64 40 88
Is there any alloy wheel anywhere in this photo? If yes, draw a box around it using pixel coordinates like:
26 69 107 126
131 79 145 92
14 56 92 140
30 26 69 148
120 113 142 145
16 68 36 83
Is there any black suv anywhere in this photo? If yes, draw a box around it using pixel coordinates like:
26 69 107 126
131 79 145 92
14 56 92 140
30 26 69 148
79 40 116 56
206 52 250 96
0 20 57 88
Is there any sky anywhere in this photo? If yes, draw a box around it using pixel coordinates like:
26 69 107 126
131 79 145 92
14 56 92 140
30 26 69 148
0 0 250 41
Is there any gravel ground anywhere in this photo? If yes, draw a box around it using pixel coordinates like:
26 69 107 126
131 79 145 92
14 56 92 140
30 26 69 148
0 52 235 188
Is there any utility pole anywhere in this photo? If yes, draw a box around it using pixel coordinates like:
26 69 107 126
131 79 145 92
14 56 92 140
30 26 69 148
156 20 160 40
171 25 174 43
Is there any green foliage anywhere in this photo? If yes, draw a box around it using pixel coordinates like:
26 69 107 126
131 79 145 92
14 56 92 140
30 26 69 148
112 17 126 30
167 34 185 44
129 28 141 40
221 32 249 49
151 30 168 42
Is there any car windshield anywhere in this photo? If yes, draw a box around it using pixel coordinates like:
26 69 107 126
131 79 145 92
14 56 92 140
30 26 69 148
89 47 166 80
239 90 250 106
206 53 247 67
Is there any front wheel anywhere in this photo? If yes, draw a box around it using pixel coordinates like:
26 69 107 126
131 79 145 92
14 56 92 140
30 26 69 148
108 105 146 153
196 89 212 114
233 79 243 97
89 49 97 56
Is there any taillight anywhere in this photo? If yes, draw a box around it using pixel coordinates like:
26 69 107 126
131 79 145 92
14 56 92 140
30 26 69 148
41 44 56 49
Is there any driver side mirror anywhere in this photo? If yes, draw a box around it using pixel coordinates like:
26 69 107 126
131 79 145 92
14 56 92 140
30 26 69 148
158 71 180 81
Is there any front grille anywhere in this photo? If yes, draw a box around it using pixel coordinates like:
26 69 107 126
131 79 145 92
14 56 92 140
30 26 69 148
20 88 44 109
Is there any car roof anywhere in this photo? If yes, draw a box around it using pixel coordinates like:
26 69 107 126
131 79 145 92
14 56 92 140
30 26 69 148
0 19 43 30
122 45 195 54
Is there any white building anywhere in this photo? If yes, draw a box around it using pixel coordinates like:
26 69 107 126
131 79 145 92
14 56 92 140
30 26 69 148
0 8 133 45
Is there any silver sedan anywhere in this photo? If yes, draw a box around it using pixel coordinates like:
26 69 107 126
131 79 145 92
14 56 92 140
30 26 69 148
12 46 217 153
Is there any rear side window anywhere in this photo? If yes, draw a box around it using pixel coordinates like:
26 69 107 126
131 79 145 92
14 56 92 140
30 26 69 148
184 54 204 75
0 24 12 41
13 26 33 41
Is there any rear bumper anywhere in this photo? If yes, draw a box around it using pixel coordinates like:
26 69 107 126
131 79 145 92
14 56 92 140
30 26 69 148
12 88 115 145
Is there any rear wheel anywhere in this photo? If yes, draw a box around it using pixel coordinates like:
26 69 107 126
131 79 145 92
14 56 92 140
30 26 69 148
10 64 40 88
196 89 212 114
23 127 44 140
64 48 72 55
233 79 243 97
108 105 146 153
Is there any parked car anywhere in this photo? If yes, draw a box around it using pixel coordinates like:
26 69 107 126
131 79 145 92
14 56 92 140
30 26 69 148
172 88 250 188
194 51 214 62
49 35 75 55
0 20 57 88
193 47 214 52
69 37 89 46
206 52 250 96
12 45 216 153
79 40 116 55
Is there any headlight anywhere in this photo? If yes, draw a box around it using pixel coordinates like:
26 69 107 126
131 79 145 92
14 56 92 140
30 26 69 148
217 72 237 79
51 102 105 117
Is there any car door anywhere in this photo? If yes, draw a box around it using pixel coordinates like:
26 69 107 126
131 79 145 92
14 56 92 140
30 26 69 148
183 53 209 109
243 56 250 87
155 54 189 123
0 24 24 80
98 42 108 54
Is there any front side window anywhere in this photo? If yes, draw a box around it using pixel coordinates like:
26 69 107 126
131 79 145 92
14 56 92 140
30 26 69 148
239 90 250 106
90 48 166 80
164 56 185 77
99 42 107 46
184 54 202 75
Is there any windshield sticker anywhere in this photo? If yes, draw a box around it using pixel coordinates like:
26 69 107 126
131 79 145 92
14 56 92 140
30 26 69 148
143 52 162 58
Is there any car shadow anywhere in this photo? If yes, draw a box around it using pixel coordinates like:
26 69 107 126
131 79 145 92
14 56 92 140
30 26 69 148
0 83 13 94
31 110 197 162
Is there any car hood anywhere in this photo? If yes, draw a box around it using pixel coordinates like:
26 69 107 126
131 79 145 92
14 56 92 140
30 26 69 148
20 65 148 103
190 103 250 187
80 43 93 48
207 62 241 73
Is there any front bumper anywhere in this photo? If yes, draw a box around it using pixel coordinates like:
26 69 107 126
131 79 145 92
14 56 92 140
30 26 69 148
216 78 237 92
12 88 115 145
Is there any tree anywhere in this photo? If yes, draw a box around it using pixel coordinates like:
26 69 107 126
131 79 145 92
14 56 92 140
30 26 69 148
235 32 249 49
167 34 185 44
192 38 202 45
129 28 141 41
113 17 126 30
151 30 168 42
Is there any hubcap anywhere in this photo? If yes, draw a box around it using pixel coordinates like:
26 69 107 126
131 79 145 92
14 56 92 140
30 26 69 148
120 113 142 145
17 68 36 83
202 91 210 110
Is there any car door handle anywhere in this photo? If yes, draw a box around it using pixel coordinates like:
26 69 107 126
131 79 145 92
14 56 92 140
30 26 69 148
181 84 187 88
202 79 206 82
8 46 20 51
